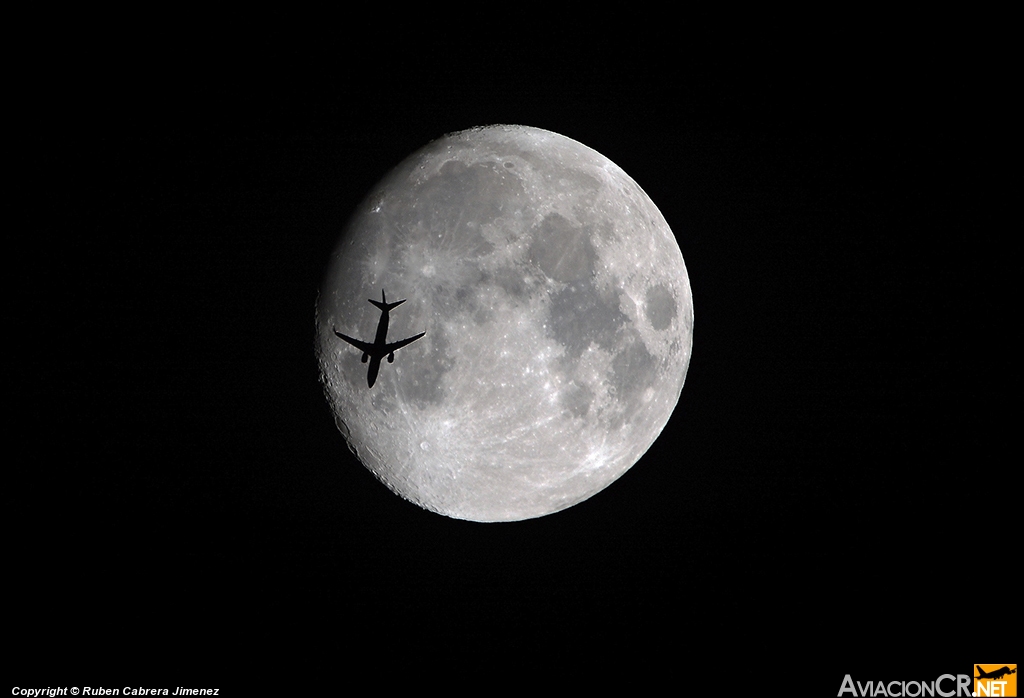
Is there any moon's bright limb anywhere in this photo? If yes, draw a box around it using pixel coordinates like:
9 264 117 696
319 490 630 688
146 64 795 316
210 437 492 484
316 125 693 522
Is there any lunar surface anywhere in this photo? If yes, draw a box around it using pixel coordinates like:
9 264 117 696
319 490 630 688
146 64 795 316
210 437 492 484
316 125 693 522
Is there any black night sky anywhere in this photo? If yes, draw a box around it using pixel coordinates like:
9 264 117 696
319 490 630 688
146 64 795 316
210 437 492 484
15 23 1015 690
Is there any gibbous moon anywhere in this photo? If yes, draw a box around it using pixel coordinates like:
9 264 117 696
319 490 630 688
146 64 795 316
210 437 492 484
316 125 693 522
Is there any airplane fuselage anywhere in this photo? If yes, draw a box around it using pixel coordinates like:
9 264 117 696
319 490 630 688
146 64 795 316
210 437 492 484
374 308 391 346
365 352 383 389
363 309 394 388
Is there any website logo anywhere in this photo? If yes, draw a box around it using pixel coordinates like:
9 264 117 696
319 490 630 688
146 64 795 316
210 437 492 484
975 665 1017 697
838 674 971 696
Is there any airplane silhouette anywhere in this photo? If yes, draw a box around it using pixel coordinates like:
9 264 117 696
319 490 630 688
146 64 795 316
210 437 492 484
976 666 1017 681
334 289 425 388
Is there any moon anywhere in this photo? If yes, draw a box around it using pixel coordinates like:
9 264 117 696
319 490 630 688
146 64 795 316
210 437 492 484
316 125 693 522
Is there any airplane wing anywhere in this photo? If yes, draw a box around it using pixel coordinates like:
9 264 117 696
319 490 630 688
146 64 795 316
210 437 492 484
334 330 375 355
385 332 425 353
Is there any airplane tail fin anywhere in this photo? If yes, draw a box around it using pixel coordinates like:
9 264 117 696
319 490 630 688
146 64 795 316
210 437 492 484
369 289 406 312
